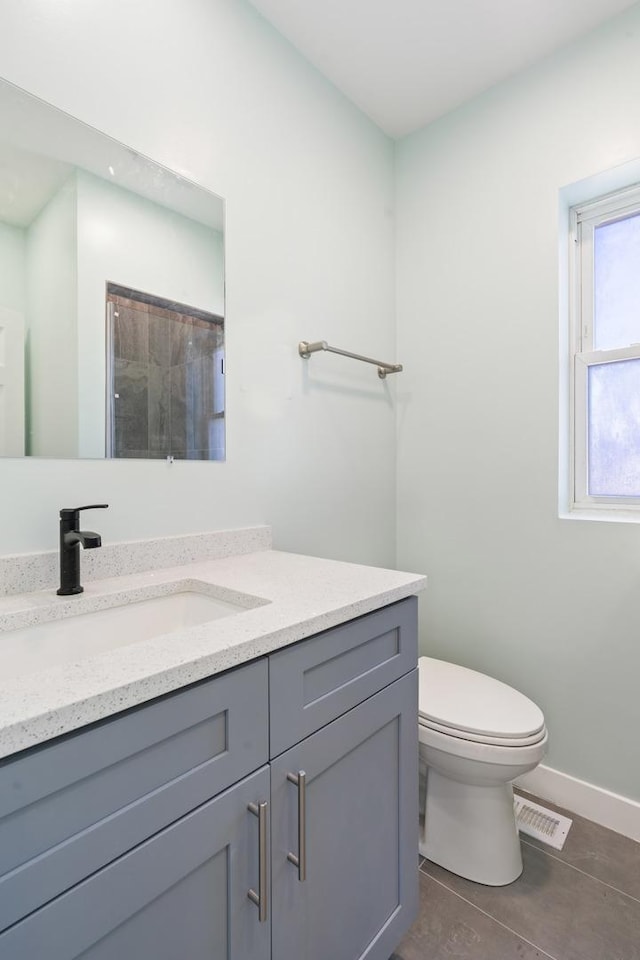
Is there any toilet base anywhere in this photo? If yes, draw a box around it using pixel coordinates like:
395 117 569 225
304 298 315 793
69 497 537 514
419 769 523 886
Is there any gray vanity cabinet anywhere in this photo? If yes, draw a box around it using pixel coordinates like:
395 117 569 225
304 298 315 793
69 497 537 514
0 596 418 960
0 766 271 960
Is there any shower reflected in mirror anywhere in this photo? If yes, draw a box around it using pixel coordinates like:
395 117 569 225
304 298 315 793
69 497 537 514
106 285 224 461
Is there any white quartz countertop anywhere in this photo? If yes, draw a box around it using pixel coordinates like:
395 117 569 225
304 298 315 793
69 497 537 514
0 548 426 760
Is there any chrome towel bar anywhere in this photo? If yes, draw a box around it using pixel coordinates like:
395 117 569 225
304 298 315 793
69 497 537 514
298 340 403 379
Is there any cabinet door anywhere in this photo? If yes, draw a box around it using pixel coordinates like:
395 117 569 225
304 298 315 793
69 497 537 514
271 670 418 960
0 767 271 960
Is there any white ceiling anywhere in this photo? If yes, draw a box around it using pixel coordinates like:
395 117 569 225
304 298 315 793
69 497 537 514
248 0 638 137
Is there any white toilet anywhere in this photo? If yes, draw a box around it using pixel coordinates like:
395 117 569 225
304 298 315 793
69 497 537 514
418 656 548 886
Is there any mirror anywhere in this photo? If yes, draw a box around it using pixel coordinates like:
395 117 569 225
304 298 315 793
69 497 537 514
0 79 225 461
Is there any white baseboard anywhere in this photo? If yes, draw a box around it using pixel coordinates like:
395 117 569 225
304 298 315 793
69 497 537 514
516 764 640 843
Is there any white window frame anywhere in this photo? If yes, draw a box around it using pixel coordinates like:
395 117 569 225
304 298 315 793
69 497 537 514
570 184 640 513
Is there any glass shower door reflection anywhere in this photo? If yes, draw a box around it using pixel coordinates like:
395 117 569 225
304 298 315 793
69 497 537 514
105 285 224 461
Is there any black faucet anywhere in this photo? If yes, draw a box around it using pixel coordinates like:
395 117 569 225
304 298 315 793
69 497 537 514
57 504 109 596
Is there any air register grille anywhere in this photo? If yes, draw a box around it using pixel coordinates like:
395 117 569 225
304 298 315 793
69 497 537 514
514 794 573 850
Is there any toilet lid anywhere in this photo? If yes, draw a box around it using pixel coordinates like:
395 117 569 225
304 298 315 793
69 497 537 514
418 656 545 740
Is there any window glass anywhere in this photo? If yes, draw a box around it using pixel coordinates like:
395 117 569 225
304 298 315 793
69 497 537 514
594 213 640 350
588 358 640 496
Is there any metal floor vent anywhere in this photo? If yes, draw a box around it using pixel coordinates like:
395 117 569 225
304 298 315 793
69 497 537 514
514 794 573 851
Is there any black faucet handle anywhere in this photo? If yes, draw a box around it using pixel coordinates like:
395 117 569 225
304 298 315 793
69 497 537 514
60 504 109 521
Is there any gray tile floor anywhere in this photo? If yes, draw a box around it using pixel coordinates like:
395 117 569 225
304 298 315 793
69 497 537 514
395 791 640 960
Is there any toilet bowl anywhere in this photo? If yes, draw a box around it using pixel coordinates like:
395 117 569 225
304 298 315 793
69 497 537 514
418 656 547 886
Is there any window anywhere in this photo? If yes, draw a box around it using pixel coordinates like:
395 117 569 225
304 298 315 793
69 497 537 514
570 185 640 513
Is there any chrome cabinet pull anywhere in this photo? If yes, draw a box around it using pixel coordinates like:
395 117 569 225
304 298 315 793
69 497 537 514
248 801 268 922
286 770 307 882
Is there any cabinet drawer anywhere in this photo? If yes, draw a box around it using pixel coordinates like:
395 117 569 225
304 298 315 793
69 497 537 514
269 597 417 756
0 658 268 932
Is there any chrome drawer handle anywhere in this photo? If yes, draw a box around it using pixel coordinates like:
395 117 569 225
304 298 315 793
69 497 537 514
286 770 307 882
248 800 268 922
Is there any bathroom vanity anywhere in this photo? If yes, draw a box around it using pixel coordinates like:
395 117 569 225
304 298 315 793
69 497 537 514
0 528 425 960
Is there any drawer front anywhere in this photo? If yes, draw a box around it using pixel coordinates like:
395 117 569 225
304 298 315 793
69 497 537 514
269 597 417 756
0 658 268 932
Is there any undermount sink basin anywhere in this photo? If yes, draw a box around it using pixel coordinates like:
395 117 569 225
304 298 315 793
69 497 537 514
0 586 255 681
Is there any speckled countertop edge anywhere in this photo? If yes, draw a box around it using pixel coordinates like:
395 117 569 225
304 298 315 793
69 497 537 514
0 549 426 760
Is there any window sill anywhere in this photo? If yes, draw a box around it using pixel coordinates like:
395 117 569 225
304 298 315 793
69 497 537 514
560 506 640 524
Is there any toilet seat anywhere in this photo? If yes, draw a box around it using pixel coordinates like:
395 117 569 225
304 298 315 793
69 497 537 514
419 715 547 747
419 717 548 766
418 656 545 742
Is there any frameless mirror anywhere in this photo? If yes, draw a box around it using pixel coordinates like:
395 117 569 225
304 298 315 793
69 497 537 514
0 79 225 461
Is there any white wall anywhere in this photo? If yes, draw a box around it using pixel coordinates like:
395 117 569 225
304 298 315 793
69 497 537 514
0 222 26 456
0 222 25 314
396 5 640 801
25 177 78 457
0 0 396 566
75 169 224 457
